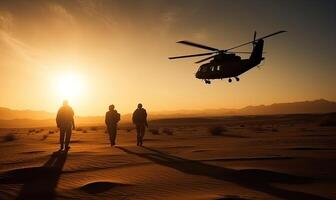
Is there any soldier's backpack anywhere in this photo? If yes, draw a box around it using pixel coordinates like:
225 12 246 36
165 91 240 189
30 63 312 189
113 111 121 123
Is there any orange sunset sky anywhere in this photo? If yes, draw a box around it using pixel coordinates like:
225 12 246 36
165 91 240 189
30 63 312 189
0 0 335 115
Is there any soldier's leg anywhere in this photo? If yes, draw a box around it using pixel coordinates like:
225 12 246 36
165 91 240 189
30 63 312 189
112 126 117 145
64 125 72 149
59 128 65 150
140 125 145 146
107 128 112 146
142 125 146 139
136 125 141 146
108 126 116 146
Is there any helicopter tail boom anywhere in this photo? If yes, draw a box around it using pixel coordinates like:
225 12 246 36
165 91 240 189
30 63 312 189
249 39 264 66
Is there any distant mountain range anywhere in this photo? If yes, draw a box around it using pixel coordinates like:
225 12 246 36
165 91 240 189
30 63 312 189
0 99 335 128
0 107 54 120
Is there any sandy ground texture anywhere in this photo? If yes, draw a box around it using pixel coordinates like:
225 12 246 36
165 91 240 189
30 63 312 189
0 115 335 200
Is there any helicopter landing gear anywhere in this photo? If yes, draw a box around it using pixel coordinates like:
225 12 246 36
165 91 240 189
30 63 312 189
204 80 211 84
235 77 240 81
228 78 232 83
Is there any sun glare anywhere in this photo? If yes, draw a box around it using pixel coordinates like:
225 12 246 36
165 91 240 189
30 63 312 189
55 72 85 103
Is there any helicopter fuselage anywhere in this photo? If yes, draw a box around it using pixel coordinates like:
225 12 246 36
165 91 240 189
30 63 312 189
195 59 253 79
195 39 264 81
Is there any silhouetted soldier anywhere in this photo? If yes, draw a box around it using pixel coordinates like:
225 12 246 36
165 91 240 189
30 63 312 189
105 104 120 146
132 103 148 146
56 100 75 151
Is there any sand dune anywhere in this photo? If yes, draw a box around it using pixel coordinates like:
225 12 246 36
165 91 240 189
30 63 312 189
0 114 335 199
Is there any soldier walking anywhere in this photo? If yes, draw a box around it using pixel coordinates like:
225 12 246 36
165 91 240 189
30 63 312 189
105 104 120 146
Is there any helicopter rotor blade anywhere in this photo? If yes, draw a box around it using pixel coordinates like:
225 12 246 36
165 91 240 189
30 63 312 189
227 51 266 54
169 52 215 60
227 51 252 54
225 30 287 51
177 40 219 51
195 55 216 64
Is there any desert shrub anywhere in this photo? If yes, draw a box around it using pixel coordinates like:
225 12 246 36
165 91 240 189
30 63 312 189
76 128 83 131
162 128 174 135
320 119 336 127
82 129 87 133
41 134 48 141
48 130 55 134
253 126 267 132
209 126 227 136
91 127 97 131
28 129 35 133
149 128 160 135
2 133 17 142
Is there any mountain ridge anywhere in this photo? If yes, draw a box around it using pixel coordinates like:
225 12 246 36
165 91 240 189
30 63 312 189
1 99 335 128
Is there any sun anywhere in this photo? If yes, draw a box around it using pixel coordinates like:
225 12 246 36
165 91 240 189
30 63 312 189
55 71 85 103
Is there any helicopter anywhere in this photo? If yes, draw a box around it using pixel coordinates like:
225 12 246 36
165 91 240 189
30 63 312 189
169 31 287 84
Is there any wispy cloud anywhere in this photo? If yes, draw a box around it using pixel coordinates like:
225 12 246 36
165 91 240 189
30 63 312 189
0 11 41 64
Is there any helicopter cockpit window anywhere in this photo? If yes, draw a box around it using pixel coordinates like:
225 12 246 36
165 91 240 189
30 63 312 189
201 66 208 72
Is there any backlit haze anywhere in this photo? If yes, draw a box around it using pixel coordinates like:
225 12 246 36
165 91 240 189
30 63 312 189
0 0 335 116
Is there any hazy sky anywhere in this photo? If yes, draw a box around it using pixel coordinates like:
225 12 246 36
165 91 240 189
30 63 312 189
0 0 335 115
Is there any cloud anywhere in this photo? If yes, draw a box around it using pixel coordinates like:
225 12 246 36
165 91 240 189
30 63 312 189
0 11 39 63
0 11 13 31
48 3 75 24
0 30 41 64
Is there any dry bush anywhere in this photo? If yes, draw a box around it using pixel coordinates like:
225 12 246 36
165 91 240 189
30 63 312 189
82 130 87 133
209 126 227 136
41 134 48 141
2 133 17 142
149 128 160 135
76 128 83 131
91 127 98 131
48 130 55 134
253 126 267 132
162 128 174 135
28 129 35 133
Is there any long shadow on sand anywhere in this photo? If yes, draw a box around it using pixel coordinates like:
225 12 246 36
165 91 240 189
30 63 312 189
117 146 330 200
0 149 68 200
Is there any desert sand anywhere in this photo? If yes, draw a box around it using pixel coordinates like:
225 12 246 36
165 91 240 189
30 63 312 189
0 114 335 200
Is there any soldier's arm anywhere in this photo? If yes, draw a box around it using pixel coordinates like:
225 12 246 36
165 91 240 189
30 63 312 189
144 110 148 127
105 112 109 126
132 111 136 123
72 118 75 130
56 109 60 128
71 108 75 129
72 114 75 130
